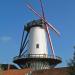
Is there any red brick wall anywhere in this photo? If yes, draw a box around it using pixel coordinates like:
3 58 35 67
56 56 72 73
3 68 32 75
32 68 69 75
2 67 73 75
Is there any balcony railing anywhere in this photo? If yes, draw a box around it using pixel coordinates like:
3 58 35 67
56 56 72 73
13 54 62 61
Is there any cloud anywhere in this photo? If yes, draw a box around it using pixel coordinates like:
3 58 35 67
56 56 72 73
0 36 12 43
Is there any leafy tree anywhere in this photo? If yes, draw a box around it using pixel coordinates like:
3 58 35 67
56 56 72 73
67 46 75 75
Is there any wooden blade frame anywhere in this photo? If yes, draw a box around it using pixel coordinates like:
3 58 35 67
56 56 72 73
39 0 55 57
26 3 60 36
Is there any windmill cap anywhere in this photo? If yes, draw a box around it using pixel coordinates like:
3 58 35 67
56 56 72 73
24 19 45 32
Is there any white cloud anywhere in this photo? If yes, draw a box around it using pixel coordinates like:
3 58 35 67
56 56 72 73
0 36 12 43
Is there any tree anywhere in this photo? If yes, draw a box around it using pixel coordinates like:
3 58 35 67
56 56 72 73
67 46 75 75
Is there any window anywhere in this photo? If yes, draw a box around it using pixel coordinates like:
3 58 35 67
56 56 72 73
36 44 39 48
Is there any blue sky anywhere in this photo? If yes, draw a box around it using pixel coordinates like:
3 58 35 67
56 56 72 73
0 0 75 67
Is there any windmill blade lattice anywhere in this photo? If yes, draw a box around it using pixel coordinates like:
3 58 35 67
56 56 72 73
26 3 60 36
39 0 45 19
39 0 55 57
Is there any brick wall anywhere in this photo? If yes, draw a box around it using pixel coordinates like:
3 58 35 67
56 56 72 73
32 67 69 75
3 68 32 75
1 67 74 75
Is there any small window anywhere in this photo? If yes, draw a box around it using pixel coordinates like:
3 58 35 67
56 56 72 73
36 44 39 48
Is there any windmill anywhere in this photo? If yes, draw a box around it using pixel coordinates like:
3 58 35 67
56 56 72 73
13 0 61 70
